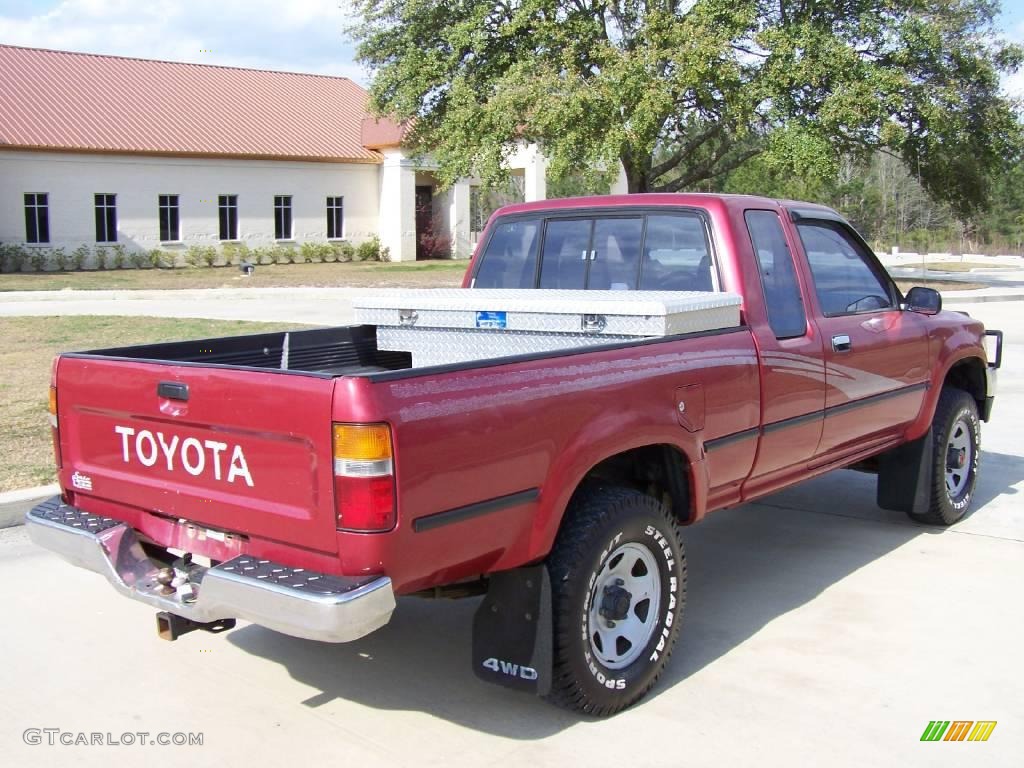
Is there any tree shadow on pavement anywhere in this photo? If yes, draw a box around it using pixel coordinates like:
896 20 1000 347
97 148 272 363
227 451 1023 736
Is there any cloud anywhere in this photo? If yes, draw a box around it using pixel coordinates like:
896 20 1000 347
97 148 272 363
0 0 369 83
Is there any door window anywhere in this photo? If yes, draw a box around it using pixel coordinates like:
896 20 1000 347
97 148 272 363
745 210 807 338
797 222 894 316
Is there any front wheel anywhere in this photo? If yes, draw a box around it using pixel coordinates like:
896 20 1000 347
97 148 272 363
544 487 686 716
910 387 981 526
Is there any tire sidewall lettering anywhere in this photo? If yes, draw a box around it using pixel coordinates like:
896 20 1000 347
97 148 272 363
575 516 682 694
947 404 980 512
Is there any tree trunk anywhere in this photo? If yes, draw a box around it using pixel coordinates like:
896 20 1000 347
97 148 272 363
621 149 652 193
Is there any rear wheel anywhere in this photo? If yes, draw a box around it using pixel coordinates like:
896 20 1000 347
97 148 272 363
909 387 980 526
544 487 686 716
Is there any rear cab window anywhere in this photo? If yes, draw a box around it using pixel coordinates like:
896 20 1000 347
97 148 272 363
473 209 717 292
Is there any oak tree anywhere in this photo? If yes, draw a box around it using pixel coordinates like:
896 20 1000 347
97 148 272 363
351 0 1022 217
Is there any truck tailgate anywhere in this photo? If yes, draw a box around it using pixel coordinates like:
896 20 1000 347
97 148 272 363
56 356 338 553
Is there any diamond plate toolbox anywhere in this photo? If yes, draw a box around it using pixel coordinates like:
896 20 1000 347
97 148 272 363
354 288 742 366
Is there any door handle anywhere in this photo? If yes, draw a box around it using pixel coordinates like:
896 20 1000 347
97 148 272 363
832 334 852 353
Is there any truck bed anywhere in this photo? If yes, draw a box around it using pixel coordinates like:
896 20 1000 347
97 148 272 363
73 325 413 377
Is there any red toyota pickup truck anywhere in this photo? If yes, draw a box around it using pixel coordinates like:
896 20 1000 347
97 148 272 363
28 194 1001 716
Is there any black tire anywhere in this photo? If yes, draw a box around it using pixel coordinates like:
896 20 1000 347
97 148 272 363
544 486 686 716
909 387 981 526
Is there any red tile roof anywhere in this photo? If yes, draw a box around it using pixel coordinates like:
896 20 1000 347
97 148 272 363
0 45 383 163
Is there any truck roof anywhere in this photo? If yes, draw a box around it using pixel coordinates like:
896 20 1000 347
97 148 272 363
493 192 838 218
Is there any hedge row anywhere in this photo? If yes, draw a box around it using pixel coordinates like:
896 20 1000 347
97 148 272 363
0 237 390 273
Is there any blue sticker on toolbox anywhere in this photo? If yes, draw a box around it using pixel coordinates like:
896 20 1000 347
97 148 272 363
476 311 508 329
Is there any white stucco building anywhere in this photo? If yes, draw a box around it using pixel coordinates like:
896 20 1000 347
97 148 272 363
0 44 549 262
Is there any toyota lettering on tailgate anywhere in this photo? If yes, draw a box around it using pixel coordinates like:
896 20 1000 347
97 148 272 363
114 426 254 486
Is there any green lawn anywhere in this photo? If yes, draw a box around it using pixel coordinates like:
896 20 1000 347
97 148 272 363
0 260 468 292
0 316 308 492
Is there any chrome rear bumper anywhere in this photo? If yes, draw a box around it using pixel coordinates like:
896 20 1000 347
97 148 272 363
26 497 395 643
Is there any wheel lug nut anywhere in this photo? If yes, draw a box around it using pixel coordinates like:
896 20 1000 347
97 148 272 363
615 578 624 586
606 620 615 628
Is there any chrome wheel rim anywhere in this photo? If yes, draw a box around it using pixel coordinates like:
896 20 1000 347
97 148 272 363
945 417 973 498
587 542 662 670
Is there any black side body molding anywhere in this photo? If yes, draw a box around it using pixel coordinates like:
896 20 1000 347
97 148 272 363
413 488 540 533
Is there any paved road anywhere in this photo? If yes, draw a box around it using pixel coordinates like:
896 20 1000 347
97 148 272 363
1 301 1020 767
0 287 360 325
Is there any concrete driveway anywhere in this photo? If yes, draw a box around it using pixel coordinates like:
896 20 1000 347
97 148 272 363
0 300 1020 767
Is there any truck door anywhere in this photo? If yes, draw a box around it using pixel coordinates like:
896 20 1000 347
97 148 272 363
791 214 929 459
742 209 827 496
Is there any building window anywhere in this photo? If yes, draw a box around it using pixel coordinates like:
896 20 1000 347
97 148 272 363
24 193 50 244
159 195 180 241
218 195 238 241
274 195 293 240
327 196 344 239
95 193 117 243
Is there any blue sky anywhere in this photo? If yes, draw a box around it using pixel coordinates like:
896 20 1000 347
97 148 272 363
1 0 1023 95
0 0 367 81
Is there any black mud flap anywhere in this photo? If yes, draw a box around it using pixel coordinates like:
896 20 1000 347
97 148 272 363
472 564 552 696
877 429 933 514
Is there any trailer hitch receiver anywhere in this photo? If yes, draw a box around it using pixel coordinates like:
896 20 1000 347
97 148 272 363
156 612 236 641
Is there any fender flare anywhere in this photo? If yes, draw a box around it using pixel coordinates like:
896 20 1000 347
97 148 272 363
529 430 706 561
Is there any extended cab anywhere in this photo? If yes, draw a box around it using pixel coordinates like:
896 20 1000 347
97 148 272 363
27 194 1001 716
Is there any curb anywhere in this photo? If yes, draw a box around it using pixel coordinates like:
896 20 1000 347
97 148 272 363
0 484 58 529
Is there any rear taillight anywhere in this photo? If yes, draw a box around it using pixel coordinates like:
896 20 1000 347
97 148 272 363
332 423 395 532
48 384 62 469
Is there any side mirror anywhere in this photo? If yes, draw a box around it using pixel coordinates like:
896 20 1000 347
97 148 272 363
905 286 942 315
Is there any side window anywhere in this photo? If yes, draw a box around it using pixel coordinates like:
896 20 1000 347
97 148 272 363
797 222 894 315
539 218 592 289
639 214 713 291
473 219 541 288
588 218 643 290
745 210 807 338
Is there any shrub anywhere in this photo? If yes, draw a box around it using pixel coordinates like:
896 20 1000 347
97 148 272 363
129 249 150 269
299 242 326 264
331 241 355 262
222 243 251 267
52 247 71 271
417 232 452 260
185 245 216 267
28 249 49 272
252 246 275 265
97 245 125 270
272 243 297 264
1 244 28 273
149 249 174 269
355 235 390 262
70 245 90 271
